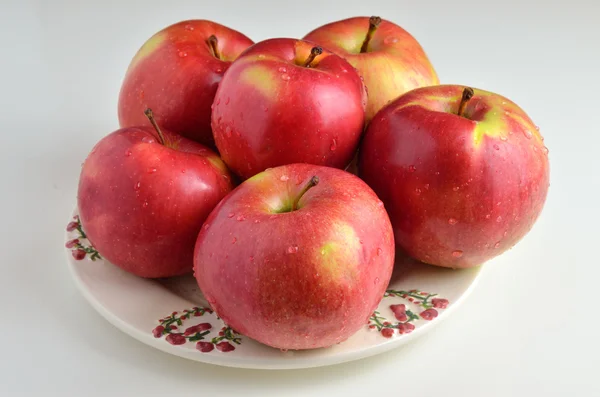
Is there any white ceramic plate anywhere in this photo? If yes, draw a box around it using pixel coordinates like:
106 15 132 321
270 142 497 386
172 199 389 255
65 209 483 369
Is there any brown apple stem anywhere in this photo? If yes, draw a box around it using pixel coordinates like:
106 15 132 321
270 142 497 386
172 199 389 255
303 47 323 68
144 108 166 145
291 176 319 211
360 16 382 53
457 87 475 117
207 35 220 60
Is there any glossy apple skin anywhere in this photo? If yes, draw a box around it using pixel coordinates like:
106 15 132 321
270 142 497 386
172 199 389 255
118 20 253 147
194 164 394 350
304 16 439 121
212 38 367 180
77 126 233 278
359 85 550 268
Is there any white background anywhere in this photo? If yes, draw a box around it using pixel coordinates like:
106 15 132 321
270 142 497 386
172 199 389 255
1 0 597 395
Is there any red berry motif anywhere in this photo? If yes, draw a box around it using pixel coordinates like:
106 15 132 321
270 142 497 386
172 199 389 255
196 341 214 353
371 289 449 339
166 333 186 345
216 342 235 352
184 323 212 336
381 328 394 338
151 306 239 353
420 308 438 321
432 298 449 309
390 304 407 322
397 322 415 334
72 249 86 260
152 325 165 338
65 216 101 260
65 239 79 248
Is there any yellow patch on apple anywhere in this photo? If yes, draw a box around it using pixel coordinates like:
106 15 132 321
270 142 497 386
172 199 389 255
317 223 360 280
239 64 278 98
128 33 166 72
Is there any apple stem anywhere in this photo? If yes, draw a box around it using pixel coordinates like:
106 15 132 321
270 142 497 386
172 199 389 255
207 35 220 60
303 47 323 68
292 176 319 211
457 87 475 117
144 108 166 146
360 16 382 53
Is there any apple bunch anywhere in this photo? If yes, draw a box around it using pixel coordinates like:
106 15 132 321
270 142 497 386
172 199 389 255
76 16 549 350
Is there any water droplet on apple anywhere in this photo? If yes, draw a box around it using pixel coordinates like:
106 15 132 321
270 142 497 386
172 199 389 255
216 98 221 105
142 201 149 208
452 250 463 258
181 169 186 173
134 182 141 191
453 186 460 191
494 242 501 248
503 230 508 237
500 136 508 141
415 188 422 195
377 248 383 256
125 150 132 157
231 237 237 244
249 256 254 262
524 129 533 139
280 348 288 353
448 218 457 225
236 215 245 221
215 67 223 73
342 69 348 73
542 146 549 155
263 106 269 112
203 224 210 230
185 24 194 31
147 167 157 174
277 66 287 73
253 219 260 224
493 144 500 150
509 130 514 135
408 165 416 172
141 136 154 144
227 212 235 218
225 97 230 105
258 54 266 59
496 216 502 223
485 214 491 219
279 175 289 181
280 73 290 81
377 201 384 208
374 277 380 285
287 246 299 254
535 125 540 131
330 139 337 151
384 36 399 44
225 126 232 137
435 171 440 176
178 51 188 58
424 183 430 190
532 145 538 152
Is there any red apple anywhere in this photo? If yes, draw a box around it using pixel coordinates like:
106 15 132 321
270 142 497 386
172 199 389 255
359 85 550 268
194 164 394 350
304 16 439 121
78 110 233 278
118 20 253 147
211 38 367 180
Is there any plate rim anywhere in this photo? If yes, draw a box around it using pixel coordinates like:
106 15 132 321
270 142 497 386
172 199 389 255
65 213 485 370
